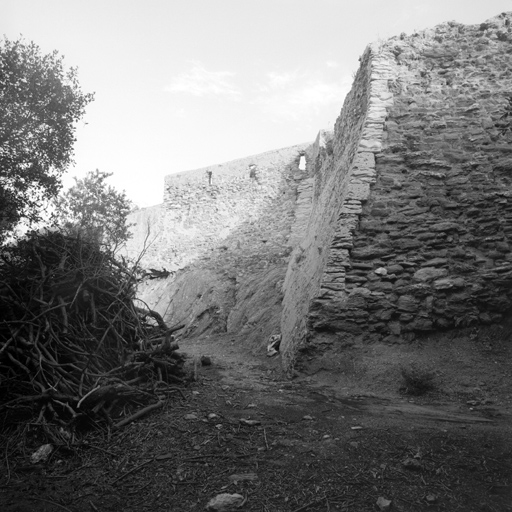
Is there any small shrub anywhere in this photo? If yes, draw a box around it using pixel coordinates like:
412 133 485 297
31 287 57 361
400 364 436 395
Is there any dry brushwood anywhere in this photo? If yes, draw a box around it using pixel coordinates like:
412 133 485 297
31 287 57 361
0 231 187 434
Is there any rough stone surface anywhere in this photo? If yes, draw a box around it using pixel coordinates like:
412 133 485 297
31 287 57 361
124 144 310 271
123 144 311 343
125 12 512 369
280 12 512 369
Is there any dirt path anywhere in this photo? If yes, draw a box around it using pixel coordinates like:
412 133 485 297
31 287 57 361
1 333 511 512
182 333 511 427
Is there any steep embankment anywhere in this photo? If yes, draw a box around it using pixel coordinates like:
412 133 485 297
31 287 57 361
281 12 512 370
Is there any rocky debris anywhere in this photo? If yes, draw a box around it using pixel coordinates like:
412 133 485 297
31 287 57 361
239 418 261 426
266 334 281 357
376 496 392 511
205 493 245 511
426 494 438 504
402 457 422 470
30 444 53 464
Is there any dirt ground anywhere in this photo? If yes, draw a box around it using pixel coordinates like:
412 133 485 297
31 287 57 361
1 329 511 512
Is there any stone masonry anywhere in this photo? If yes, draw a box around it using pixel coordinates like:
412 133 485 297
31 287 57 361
125 144 310 270
126 12 512 369
281 12 512 368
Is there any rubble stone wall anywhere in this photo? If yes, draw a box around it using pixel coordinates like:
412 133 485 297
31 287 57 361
280 45 386 368
282 13 512 368
125 144 309 270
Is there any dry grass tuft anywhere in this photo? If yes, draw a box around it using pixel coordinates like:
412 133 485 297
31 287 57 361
400 363 436 395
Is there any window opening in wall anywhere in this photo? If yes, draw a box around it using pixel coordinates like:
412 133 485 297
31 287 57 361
299 153 306 171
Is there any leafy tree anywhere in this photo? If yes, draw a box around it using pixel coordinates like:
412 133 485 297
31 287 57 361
54 169 134 251
0 37 93 238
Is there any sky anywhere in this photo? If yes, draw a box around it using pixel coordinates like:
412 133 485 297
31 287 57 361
3 0 512 207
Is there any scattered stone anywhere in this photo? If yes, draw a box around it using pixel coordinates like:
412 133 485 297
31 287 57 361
205 493 245 511
30 444 53 464
184 413 198 420
426 494 438 504
208 413 220 420
402 457 422 470
239 419 261 426
376 496 392 511
351 426 363 430
267 334 281 357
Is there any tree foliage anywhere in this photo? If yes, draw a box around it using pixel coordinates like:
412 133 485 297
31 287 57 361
54 169 133 250
0 37 93 237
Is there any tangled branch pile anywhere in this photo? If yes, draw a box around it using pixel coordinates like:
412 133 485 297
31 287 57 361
0 231 186 435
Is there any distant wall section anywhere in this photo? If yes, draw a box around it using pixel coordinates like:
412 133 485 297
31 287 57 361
124 144 310 270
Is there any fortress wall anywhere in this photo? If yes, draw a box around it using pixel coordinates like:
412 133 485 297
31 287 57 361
163 145 309 189
282 12 512 369
126 12 512 364
280 45 384 368
124 143 310 270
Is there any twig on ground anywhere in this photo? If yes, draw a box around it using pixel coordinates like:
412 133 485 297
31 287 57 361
29 496 73 512
111 459 154 485
114 400 164 430
291 493 353 512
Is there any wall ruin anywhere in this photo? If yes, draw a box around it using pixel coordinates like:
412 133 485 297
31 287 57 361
281 12 512 368
125 12 512 366
125 144 310 271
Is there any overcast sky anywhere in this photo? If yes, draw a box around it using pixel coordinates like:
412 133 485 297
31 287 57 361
3 0 512 207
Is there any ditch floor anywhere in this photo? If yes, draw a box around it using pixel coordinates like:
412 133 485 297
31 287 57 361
1 332 511 512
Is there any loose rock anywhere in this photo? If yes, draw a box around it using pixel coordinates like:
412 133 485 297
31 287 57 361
376 496 392 511
206 493 245 511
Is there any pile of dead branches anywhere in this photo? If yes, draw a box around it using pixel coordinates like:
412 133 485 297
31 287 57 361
0 231 186 435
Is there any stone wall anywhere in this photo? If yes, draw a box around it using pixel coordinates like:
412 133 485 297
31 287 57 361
125 12 512 365
281 12 512 368
124 143 315 344
124 144 310 270
280 45 383 368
